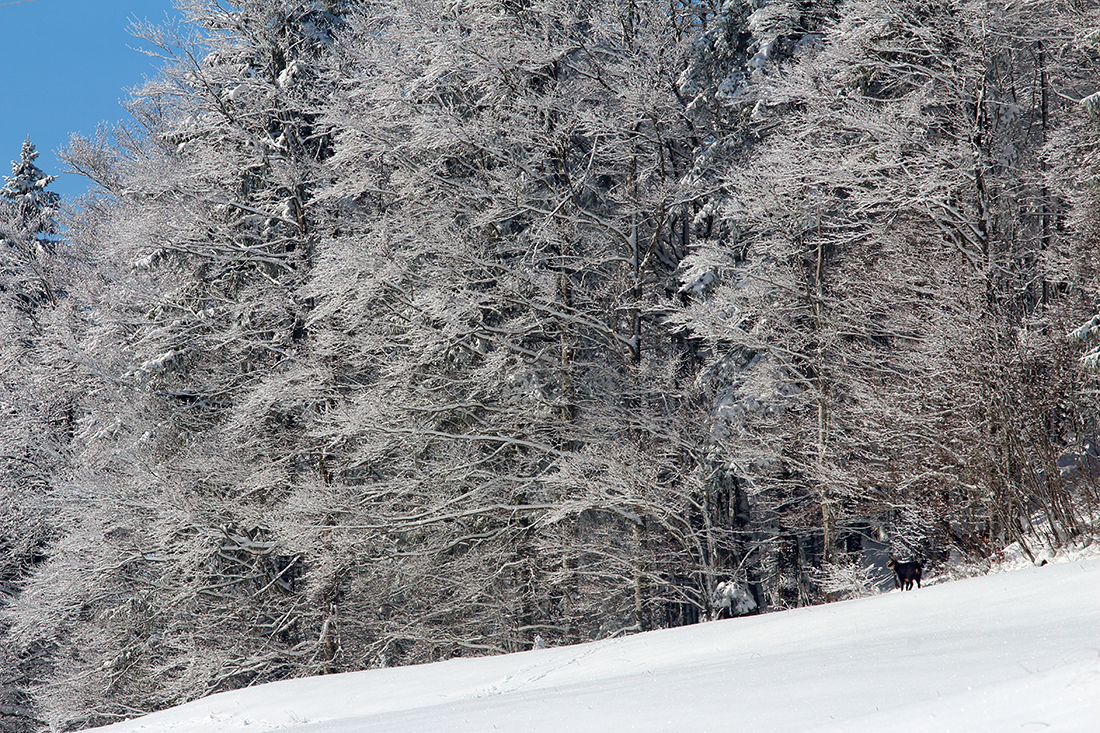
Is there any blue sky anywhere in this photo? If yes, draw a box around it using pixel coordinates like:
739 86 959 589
0 0 179 200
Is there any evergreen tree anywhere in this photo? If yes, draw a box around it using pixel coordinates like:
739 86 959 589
1 138 60 246
1 138 61 308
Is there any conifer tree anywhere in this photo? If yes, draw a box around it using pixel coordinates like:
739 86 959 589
1 138 60 244
1 138 61 307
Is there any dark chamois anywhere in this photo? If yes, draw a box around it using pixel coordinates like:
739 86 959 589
887 557 923 590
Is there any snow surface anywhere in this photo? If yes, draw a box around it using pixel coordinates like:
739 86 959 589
93 555 1100 733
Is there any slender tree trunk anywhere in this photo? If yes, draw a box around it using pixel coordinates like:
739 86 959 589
633 519 649 631
812 228 835 565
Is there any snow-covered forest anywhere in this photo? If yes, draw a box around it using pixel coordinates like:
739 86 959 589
2 0 1100 730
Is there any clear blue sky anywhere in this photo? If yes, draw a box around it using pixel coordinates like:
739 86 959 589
0 0 179 200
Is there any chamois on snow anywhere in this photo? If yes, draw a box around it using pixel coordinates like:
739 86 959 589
887 557 923 590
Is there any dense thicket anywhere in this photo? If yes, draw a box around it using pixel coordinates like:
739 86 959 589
3 0 1100 730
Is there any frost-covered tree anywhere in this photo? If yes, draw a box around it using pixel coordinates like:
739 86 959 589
1 138 62 308
0 139 75 733
2 138 60 244
667 0 848 606
677 0 836 126
296 0 728 661
5 3 354 728
1047 9 1100 522
8 4 763 720
672 0 1096 601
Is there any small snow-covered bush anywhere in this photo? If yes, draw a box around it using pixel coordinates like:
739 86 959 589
814 559 881 600
712 580 758 619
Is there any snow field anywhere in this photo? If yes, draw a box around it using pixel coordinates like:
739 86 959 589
94 556 1100 733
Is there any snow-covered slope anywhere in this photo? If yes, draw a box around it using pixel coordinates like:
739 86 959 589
95 557 1100 733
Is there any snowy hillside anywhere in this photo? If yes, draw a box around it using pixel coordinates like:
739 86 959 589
93 556 1100 733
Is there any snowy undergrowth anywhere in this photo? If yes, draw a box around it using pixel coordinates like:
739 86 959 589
813 557 883 600
938 516 1100 584
821 515 1100 599
986 532 1100 572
